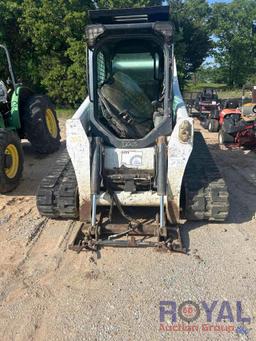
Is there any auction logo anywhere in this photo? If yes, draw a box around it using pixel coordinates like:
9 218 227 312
178 300 200 323
159 300 251 335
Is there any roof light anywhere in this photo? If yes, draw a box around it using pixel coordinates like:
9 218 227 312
114 15 148 22
85 24 105 48
153 22 173 42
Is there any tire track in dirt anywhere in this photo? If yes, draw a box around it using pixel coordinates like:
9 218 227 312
0 219 80 340
0 219 77 302
0 217 48 302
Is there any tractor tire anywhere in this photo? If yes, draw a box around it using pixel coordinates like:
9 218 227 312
0 129 24 193
199 115 208 129
218 129 234 145
208 119 219 132
22 95 61 154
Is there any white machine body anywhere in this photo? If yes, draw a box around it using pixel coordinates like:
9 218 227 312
66 58 193 223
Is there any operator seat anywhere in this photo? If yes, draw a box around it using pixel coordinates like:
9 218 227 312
99 72 154 138
224 99 239 109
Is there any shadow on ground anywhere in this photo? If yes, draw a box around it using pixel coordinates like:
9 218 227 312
181 141 256 252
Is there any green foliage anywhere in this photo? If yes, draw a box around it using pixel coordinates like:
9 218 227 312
185 80 226 89
211 0 256 87
56 107 75 119
19 0 94 106
97 0 161 8
193 64 225 84
0 0 163 106
169 0 211 88
0 1 29 82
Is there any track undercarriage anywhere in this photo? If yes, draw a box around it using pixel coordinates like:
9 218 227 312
37 152 185 253
37 132 229 253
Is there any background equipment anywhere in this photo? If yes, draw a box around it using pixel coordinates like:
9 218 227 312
0 44 61 193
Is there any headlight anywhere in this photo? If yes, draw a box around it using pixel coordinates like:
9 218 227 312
179 120 192 143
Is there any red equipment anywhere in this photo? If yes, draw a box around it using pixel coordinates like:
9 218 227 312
235 121 256 147
219 108 241 126
218 108 256 148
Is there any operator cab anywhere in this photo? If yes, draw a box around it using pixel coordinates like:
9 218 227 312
86 6 173 147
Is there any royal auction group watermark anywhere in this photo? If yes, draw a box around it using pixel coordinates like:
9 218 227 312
159 300 251 335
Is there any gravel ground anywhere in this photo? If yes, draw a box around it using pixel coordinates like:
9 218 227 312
0 118 255 341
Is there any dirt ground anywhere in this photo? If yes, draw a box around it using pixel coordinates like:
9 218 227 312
0 118 256 341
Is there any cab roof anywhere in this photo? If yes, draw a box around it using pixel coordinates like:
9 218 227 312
89 6 169 25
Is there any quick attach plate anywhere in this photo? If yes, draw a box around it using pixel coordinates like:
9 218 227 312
68 221 185 254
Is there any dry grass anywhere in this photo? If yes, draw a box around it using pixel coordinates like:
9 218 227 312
56 108 75 119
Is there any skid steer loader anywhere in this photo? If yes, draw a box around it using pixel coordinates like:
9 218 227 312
0 44 61 193
37 6 229 252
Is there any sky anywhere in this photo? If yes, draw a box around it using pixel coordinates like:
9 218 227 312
208 0 231 2
208 0 231 3
161 0 232 65
163 1 232 5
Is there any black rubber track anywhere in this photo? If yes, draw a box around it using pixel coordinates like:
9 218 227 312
36 151 79 219
0 129 24 193
183 131 229 221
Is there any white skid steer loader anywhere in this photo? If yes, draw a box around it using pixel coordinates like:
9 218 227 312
37 6 229 252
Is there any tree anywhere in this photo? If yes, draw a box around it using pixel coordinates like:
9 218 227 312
0 1 32 83
1 0 212 105
19 0 162 105
211 0 256 87
169 0 212 88
19 0 94 106
97 0 161 8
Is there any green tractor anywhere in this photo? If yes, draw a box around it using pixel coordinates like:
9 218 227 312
0 44 61 193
